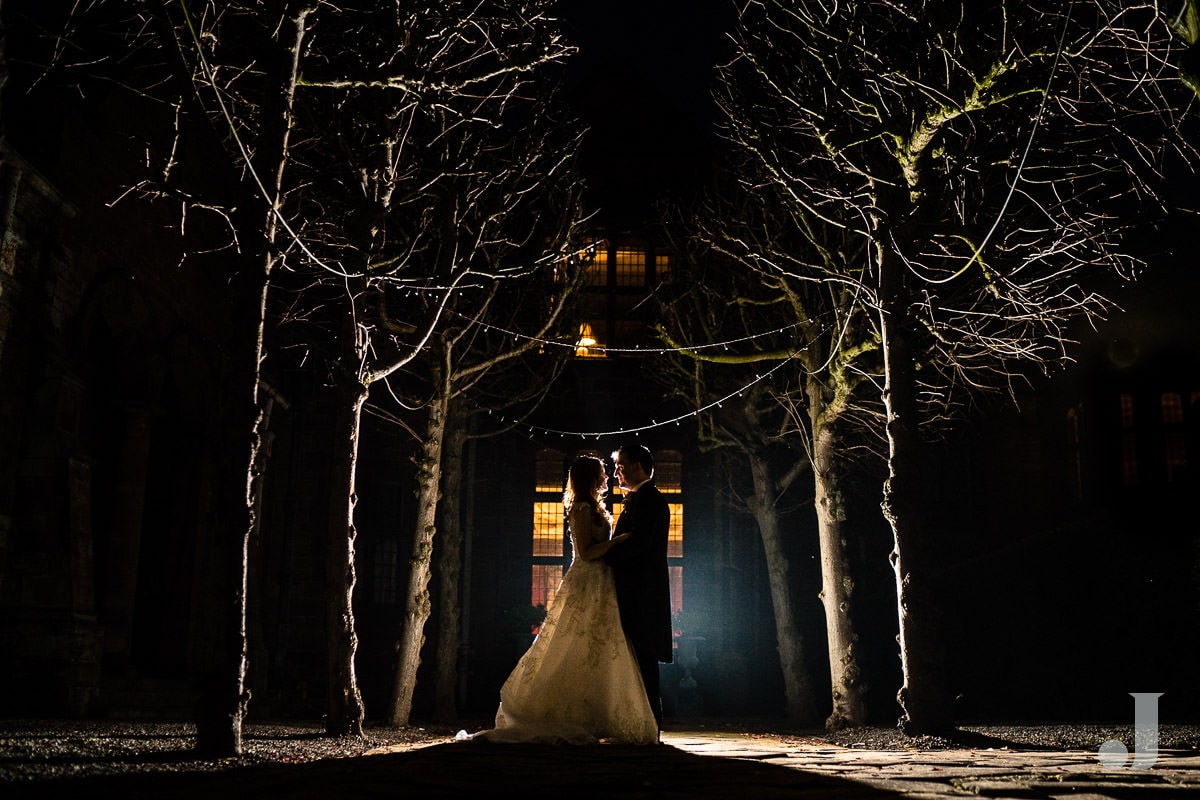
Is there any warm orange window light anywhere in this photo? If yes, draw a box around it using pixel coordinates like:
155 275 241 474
614 247 646 287
532 501 564 557
587 245 608 286
656 252 671 280
667 503 683 558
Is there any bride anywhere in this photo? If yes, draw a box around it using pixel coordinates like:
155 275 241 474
474 454 660 745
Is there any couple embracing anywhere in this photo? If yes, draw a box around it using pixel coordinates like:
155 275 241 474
475 445 673 745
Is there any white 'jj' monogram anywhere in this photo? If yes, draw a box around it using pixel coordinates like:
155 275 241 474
1096 692 1163 770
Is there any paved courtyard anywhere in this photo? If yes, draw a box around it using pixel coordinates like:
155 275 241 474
655 729 1200 798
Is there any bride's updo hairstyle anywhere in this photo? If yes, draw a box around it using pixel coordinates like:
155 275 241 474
563 454 613 525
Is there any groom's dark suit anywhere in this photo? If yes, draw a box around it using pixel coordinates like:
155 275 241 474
605 480 673 729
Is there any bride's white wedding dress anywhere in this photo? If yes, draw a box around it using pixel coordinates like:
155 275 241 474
478 508 659 745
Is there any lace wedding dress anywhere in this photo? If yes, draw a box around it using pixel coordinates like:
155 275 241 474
479 509 659 745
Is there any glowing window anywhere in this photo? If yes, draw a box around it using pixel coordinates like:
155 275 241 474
614 248 646 287
656 252 671 281
532 501 564 557
667 503 683 558
587 245 609 286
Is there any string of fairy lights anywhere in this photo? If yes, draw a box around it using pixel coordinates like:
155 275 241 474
487 342 811 441
455 310 811 355
459 309 827 440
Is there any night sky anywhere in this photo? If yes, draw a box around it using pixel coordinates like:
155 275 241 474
556 0 734 226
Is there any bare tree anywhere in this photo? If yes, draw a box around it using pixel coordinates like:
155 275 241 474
271 1 589 730
711 0 1197 734
76 0 319 754
432 398 472 725
52 0 587 741
378 239 590 727
39 0 326 753
116 0 381 744
427 241 601 725
689 378 823 728
657 205 880 729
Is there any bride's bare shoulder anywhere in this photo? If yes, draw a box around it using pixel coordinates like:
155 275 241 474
570 503 604 531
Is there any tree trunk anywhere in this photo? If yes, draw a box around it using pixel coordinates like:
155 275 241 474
193 4 312 756
810 412 869 730
324 379 367 736
388 389 449 726
745 452 818 725
193 332 259 757
432 401 467 724
878 245 953 736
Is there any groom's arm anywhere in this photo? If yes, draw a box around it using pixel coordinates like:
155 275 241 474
604 495 647 566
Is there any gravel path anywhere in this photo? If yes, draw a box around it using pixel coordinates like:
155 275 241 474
2 718 1198 785
0 719 457 784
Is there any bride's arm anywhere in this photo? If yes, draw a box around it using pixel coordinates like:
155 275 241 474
571 507 630 561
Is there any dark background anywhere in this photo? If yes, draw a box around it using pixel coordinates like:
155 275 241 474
1 0 1197 727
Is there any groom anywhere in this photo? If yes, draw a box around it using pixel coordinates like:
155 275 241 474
605 444 673 735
